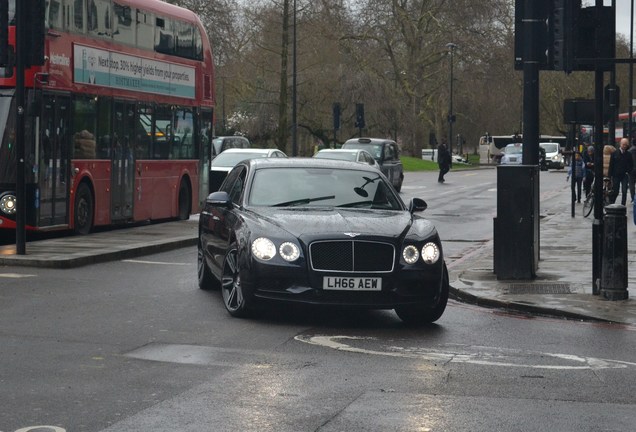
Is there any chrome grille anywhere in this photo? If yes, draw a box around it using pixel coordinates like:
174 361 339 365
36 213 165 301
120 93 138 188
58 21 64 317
310 240 395 273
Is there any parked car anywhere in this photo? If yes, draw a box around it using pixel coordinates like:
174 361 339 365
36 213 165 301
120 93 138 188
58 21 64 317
539 142 565 169
211 136 251 159
313 148 379 168
198 158 449 325
209 148 287 192
499 143 523 165
341 138 404 192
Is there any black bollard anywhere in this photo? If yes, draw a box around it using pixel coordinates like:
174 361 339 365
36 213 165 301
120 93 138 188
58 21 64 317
600 204 629 300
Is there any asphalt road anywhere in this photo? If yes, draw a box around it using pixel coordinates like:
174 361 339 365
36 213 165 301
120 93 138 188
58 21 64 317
1 168 635 431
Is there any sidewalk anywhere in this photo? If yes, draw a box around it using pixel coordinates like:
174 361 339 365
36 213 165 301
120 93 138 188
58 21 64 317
1 206 635 325
448 200 636 325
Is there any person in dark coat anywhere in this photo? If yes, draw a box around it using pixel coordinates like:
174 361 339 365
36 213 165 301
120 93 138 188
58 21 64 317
437 140 452 183
582 145 595 198
609 138 634 205
629 139 636 203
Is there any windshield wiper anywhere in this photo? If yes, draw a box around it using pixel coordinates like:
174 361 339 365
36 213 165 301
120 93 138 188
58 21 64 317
272 195 336 207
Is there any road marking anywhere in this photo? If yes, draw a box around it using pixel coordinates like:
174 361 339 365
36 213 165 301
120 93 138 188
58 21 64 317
295 335 636 370
121 259 189 266
0 273 36 278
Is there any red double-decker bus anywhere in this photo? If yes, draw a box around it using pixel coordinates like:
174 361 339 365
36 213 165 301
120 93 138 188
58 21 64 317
0 0 214 235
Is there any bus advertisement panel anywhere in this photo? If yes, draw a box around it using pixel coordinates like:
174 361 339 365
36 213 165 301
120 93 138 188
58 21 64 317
0 0 215 235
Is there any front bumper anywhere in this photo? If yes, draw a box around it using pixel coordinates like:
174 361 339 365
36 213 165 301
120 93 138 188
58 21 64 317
244 258 445 309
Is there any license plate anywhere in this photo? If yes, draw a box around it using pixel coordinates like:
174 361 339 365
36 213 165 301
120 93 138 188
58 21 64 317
323 276 382 291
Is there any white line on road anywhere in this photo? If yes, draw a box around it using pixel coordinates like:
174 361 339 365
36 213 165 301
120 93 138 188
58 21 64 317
295 335 636 370
121 259 190 266
0 273 36 278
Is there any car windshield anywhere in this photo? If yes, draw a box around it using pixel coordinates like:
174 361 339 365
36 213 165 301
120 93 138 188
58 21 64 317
212 152 270 167
248 167 402 210
314 151 359 161
505 145 523 155
540 143 559 153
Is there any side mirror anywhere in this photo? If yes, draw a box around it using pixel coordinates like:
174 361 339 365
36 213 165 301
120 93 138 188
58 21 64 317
409 197 427 213
206 191 232 208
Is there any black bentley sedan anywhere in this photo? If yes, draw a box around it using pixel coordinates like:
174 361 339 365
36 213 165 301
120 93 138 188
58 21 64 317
197 158 448 324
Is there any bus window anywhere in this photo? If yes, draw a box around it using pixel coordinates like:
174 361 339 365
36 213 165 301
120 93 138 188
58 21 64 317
96 97 112 158
155 17 174 54
71 97 97 159
71 0 85 33
47 0 63 30
113 2 134 45
88 0 112 37
136 9 154 50
153 106 172 159
174 108 194 159
135 104 152 159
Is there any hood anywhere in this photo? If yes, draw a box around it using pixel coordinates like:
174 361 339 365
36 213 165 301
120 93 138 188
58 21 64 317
249 207 422 240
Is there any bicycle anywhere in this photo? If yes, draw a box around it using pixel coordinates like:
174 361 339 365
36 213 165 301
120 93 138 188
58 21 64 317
582 177 612 217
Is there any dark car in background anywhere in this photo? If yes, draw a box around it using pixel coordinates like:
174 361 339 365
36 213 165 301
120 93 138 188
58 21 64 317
209 148 287 193
198 158 449 324
211 136 251 158
341 138 404 192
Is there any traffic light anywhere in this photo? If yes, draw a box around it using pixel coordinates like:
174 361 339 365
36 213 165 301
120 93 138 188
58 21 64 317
0 0 8 67
333 102 341 131
551 0 580 73
355 103 365 129
24 0 46 67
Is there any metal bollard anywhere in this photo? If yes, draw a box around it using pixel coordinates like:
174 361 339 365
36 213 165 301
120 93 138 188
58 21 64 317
600 204 629 300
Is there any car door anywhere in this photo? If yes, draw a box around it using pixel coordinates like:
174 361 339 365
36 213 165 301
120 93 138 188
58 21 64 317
382 143 396 185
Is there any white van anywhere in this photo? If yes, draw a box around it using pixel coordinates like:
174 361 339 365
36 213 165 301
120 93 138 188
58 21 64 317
539 142 564 169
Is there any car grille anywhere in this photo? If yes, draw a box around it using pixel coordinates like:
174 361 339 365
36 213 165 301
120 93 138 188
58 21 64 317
309 240 395 273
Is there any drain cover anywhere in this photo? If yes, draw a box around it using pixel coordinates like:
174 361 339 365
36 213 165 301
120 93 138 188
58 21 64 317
507 283 571 295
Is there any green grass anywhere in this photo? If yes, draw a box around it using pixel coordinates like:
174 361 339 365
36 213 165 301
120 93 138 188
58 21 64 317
401 155 479 172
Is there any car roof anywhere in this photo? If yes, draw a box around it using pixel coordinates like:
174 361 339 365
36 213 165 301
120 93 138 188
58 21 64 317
317 148 366 153
245 157 381 173
343 137 397 145
220 148 276 154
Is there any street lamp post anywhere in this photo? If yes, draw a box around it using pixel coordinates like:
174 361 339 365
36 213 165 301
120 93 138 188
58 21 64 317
446 43 457 155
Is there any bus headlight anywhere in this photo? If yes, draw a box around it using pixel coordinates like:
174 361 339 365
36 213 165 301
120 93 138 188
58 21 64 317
0 192 17 215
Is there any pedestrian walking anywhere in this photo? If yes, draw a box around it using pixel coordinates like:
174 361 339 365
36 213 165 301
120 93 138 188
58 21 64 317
437 139 452 183
629 139 636 202
567 152 585 202
582 145 595 197
609 138 633 206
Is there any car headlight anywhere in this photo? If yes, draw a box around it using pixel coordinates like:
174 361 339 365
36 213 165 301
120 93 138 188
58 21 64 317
0 193 17 215
252 237 277 260
279 242 300 262
421 242 440 264
402 245 420 264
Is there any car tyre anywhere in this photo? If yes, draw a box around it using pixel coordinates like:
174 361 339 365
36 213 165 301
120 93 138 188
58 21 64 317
221 244 253 317
74 182 94 235
198 240 219 290
395 262 449 325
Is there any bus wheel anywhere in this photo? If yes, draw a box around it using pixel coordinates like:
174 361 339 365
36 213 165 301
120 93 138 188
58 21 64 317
178 180 191 220
74 183 94 235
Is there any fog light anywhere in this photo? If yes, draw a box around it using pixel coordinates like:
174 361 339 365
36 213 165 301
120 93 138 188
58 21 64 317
402 245 420 264
279 242 300 262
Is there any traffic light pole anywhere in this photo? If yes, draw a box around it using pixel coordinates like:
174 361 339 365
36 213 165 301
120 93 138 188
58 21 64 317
15 0 26 254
